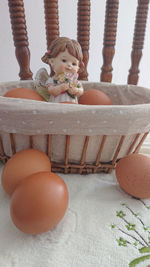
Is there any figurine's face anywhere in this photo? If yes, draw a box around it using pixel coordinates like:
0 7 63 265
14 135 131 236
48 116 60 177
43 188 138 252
49 49 79 75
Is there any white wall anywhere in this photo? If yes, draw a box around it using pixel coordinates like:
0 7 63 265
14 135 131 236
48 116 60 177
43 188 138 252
0 0 150 88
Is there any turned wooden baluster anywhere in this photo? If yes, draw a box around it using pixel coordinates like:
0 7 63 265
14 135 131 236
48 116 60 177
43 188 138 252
8 0 32 80
77 0 91 80
128 0 149 85
44 0 59 49
101 0 119 83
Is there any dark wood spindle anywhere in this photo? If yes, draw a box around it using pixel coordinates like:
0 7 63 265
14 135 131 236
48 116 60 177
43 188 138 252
101 0 119 83
44 0 59 49
128 0 149 85
77 0 91 81
8 0 32 80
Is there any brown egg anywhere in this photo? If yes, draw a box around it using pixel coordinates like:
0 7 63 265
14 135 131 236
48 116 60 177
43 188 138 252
78 89 112 105
4 87 44 101
116 153 150 199
2 149 51 196
10 172 69 234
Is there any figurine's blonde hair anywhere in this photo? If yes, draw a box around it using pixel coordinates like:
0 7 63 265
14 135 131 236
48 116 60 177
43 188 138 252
42 37 84 76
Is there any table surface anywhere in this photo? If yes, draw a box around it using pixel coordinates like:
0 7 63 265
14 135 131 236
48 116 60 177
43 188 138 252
0 161 150 267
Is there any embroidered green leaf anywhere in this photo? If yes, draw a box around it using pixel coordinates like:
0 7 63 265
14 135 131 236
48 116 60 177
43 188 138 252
121 203 126 206
139 247 150 253
134 213 139 217
133 242 138 247
143 226 149 231
116 237 128 247
116 210 126 218
111 224 116 229
126 223 136 231
147 206 150 210
129 255 150 267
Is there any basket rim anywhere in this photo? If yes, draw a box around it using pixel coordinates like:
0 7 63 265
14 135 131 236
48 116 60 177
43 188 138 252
1 79 150 109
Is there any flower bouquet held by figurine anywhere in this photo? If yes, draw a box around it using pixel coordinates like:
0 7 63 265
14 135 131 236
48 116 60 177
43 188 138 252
53 72 82 99
35 37 84 103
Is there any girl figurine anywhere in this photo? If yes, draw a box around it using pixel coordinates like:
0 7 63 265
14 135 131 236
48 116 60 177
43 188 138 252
35 37 84 103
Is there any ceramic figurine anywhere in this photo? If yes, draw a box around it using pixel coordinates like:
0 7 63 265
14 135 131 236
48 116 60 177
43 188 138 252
35 37 84 103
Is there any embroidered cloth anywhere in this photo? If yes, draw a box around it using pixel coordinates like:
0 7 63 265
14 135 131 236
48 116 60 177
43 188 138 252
0 156 150 267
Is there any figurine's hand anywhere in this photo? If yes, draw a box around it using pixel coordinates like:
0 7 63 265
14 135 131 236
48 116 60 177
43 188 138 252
59 83 69 92
68 86 84 96
68 87 79 95
47 83 69 96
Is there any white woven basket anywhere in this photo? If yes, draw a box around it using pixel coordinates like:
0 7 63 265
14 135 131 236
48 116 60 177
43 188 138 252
0 80 150 174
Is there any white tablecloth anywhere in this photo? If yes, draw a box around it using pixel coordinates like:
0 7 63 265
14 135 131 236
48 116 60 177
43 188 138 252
1 160 150 267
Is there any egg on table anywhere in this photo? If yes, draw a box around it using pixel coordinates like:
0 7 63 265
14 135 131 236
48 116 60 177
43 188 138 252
78 89 112 105
116 153 150 199
1 149 51 195
4 87 44 101
10 171 69 234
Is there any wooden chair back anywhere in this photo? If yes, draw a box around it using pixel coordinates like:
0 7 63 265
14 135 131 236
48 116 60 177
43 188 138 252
8 0 149 85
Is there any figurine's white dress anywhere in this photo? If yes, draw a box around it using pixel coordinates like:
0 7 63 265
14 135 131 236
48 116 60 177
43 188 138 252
35 68 78 103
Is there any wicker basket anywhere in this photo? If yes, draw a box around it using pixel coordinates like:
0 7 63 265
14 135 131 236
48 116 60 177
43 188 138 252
0 80 150 174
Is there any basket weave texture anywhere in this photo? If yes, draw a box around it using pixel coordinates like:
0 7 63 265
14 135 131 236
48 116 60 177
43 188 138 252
0 80 150 174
